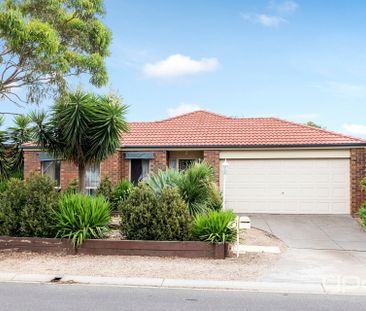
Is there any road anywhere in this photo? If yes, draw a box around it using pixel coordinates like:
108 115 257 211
0 282 365 310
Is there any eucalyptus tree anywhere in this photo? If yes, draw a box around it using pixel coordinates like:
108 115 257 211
31 90 128 192
0 0 111 106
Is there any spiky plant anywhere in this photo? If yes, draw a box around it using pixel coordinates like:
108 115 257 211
31 90 128 192
192 210 237 243
54 194 111 247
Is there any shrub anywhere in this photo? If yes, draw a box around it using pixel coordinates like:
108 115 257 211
113 179 133 207
192 210 237 243
96 176 113 202
63 179 79 195
120 183 192 240
361 177 366 193
54 194 111 247
0 174 59 237
146 162 222 216
359 202 366 229
0 180 8 193
146 169 180 195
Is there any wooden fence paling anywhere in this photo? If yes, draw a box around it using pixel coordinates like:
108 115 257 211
0 236 229 259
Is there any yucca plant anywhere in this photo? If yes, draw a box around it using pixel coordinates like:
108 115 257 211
177 161 219 215
146 169 180 195
192 210 237 243
53 194 111 247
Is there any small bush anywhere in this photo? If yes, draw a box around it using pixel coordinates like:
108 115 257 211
146 162 222 216
359 203 366 229
0 180 8 193
63 179 78 195
0 174 59 237
120 183 192 240
96 176 113 202
113 179 133 207
54 194 111 247
192 210 237 243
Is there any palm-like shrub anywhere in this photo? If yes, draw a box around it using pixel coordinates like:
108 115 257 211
146 161 223 216
54 194 111 247
192 210 237 243
146 169 180 195
31 90 128 192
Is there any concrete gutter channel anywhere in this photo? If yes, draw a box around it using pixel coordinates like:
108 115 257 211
1 272 366 296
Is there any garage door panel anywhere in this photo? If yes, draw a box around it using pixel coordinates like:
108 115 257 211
220 158 350 214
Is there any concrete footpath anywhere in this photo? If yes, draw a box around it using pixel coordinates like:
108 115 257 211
1 272 366 296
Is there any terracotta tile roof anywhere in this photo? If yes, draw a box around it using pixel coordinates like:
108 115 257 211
121 110 366 148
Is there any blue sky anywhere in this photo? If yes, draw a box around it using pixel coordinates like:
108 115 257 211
2 0 366 137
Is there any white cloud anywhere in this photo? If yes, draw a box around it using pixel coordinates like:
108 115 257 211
167 103 201 117
241 13 286 27
143 54 219 78
268 1 298 14
342 124 366 137
241 1 297 27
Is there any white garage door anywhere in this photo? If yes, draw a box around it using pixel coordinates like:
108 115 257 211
220 157 350 214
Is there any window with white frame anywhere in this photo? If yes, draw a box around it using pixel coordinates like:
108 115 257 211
41 161 61 187
85 163 100 195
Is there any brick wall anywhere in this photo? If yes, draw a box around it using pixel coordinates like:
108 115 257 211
203 150 220 184
149 151 167 174
60 161 78 189
350 148 366 215
24 150 41 179
100 152 122 184
120 152 130 180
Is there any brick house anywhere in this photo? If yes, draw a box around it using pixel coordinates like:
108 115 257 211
23 110 366 215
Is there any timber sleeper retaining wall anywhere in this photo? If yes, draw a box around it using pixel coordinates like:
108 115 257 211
0 236 230 259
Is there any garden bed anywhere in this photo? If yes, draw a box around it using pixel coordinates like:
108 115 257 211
0 236 230 259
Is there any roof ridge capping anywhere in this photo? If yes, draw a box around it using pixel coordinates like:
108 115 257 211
271 117 366 143
156 109 232 123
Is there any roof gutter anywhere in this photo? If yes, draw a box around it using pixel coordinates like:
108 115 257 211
120 142 366 149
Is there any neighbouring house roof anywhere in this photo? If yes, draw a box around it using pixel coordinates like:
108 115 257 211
121 110 366 148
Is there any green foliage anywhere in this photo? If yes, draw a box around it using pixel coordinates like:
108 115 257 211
7 115 32 174
63 179 78 195
96 176 113 202
361 177 366 193
30 90 128 192
120 183 192 241
54 194 111 247
0 180 8 192
0 116 10 181
305 121 323 129
0 174 59 237
192 210 237 243
0 0 111 105
359 203 366 230
146 169 180 195
113 179 133 207
146 162 223 216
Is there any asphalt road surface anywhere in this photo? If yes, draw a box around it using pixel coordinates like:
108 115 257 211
0 282 365 311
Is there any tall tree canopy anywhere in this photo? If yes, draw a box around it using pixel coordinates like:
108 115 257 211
0 0 111 105
31 90 128 192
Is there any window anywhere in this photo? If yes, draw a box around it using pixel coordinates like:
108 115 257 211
178 159 195 171
41 161 61 187
131 159 149 184
85 163 100 195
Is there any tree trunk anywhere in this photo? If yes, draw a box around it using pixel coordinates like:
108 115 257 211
78 164 86 193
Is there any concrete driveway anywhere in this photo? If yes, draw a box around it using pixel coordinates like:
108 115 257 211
248 214 366 285
249 214 366 251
